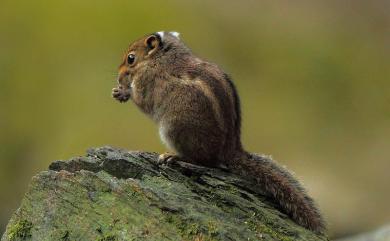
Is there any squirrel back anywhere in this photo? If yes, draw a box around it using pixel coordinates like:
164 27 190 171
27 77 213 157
113 31 326 234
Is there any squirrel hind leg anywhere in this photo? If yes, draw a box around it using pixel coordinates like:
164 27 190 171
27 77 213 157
160 124 224 167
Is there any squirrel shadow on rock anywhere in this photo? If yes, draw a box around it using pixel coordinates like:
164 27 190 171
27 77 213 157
2 147 327 241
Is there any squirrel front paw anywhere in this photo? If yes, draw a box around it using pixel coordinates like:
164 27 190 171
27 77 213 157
112 86 131 103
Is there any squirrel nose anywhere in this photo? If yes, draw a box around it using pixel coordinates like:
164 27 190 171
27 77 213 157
117 71 130 85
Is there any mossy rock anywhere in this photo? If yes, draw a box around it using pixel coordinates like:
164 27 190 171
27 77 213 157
1 147 327 241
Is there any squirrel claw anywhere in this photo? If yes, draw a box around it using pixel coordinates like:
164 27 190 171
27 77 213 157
157 153 181 165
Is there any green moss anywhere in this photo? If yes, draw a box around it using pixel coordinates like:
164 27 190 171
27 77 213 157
97 234 117 241
163 212 222 241
207 221 219 237
7 220 33 241
60 230 70 241
246 219 293 241
2 148 327 241
260 224 290 241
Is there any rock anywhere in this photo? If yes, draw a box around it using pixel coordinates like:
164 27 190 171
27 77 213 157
1 147 327 241
335 225 390 241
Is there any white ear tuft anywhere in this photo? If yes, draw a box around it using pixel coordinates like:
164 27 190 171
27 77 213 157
170 31 180 39
156 31 165 39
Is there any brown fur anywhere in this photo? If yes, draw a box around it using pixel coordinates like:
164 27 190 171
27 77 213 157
112 32 326 234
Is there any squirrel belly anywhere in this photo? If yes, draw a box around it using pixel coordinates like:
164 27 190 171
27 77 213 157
113 31 326 234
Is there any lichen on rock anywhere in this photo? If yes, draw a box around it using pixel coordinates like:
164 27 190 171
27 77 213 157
1 146 327 241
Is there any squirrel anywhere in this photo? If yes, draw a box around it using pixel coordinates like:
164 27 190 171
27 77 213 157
112 31 326 234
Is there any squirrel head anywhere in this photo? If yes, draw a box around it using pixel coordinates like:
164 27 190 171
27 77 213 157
117 31 190 88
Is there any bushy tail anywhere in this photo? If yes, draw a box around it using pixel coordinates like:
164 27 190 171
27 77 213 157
228 152 326 234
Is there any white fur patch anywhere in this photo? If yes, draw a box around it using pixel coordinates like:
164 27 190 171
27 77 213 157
157 31 165 39
159 122 174 151
170 31 180 39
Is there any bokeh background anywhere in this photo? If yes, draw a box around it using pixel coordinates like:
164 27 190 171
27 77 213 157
0 0 389 238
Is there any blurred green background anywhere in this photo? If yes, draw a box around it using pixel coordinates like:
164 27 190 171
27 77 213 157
0 0 389 238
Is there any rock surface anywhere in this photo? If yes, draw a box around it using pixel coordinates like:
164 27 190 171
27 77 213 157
1 146 327 241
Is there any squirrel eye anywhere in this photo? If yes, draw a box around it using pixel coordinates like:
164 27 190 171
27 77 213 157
127 54 135 65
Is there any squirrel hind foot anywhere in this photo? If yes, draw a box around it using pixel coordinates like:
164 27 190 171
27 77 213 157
157 152 181 165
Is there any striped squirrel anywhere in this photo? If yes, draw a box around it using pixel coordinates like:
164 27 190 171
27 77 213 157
112 31 325 234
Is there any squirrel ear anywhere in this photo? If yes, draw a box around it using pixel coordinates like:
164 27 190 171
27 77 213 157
144 35 160 55
170 31 180 39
